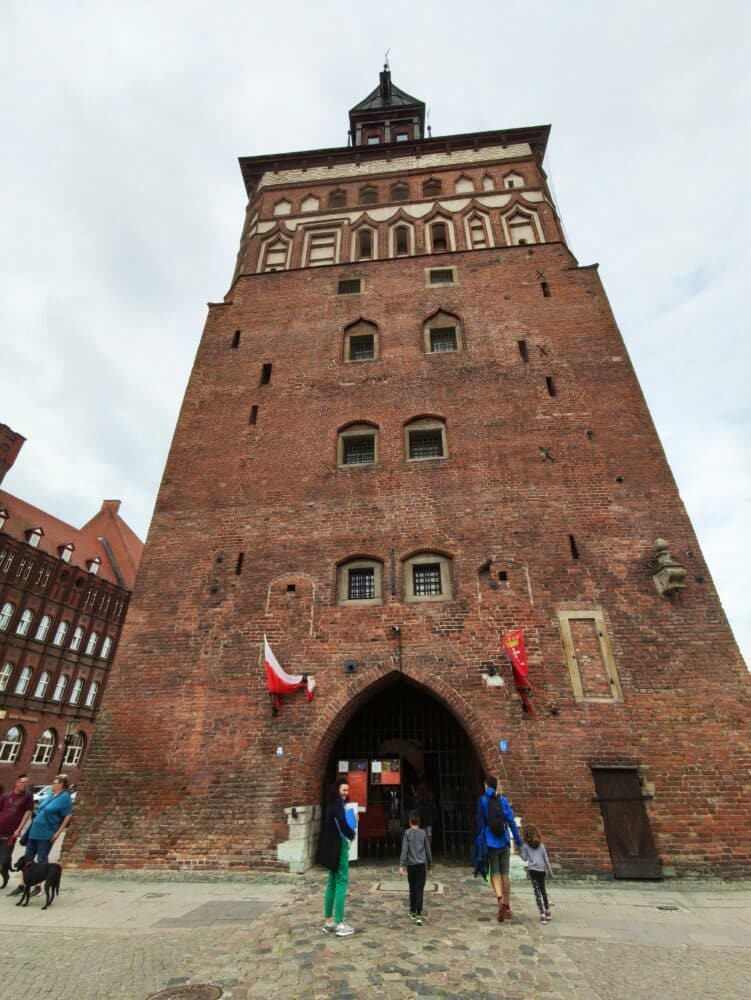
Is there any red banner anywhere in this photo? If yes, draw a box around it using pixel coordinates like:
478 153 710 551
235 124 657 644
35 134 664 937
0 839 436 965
502 629 535 716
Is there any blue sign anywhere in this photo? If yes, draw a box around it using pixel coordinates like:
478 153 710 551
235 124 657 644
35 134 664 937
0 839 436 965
499 740 508 753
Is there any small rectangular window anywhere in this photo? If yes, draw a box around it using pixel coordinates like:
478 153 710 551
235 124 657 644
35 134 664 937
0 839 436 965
338 278 362 295
343 435 375 465
409 430 444 459
235 552 244 575
231 330 240 348
546 376 557 397
260 363 272 385
348 568 375 600
429 327 458 353
367 136 380 145
518 340 529 362
541 281 551 297
413 564 442 596
249 406 258 425
429 268 455 285
349 334 375 361
569 534 579 560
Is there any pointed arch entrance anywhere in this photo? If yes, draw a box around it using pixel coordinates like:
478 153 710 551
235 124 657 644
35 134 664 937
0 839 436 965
324 676 482 861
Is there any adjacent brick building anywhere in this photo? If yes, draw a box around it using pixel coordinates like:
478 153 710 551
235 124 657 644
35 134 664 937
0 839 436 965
0 423 143 788
70 70 749 876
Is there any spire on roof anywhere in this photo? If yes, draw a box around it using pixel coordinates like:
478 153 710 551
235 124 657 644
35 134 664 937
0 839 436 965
348 66 426 146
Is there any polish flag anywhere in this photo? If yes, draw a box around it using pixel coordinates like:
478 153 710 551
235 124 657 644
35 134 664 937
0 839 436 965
264 635 315 712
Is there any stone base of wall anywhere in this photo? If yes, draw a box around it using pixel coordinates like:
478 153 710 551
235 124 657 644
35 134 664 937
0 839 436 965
276 803 321 873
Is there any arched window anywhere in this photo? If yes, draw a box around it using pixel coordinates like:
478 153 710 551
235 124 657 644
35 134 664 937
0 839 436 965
35 614 53 642
85 631 99 656
390 181 409 201
356 228 373 260
16 609 33 636
423 310 463 354
261 236 290 273
466 213 491 250
0 602 14 630
328 189 346 208
343 320 378 363
358 185 377 205
337 423 379 468
33 670 51 699
403 552 454 602
51 675 68 702
69 626 84 652
404 417 448 462
14 666 33 695
101 636 113 659
63 732 85 767
85 682 100 709
0 662 12 691
0 726 23 764
337 557 383 605
394 225 410 256
502 209 540 246
430 222 449 252
52 621 69 647
69 677 84 705
423 178 442 197
31 729 56 765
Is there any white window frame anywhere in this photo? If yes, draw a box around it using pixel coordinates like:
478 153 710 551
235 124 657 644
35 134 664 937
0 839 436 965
69 677 84 705
33 670 51 699
63 732 84 767
85 631 99 656
0 662 12 691
52 621 69 647
0 727 23 764
69 626 84 651
31 729 56 765
0 602 14 630
16 609 33 636
35 614 53 642
14 666 33 695
101 636 113 659
84 681 99 709
51 675 68 702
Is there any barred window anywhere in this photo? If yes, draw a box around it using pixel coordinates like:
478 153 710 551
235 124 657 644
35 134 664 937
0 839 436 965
343 435 375 465
337 278 362 295
413 564 442 596
428 267 455 286
404 553 453 602
409 429 444 459
337 559 382 605
349 334 374 361
348 568 375 601
429 327 457 353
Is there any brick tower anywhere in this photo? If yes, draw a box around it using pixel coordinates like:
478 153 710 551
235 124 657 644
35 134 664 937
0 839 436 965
71 68 750 877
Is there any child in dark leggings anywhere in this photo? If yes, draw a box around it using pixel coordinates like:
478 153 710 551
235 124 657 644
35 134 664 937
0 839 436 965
520 823 554 922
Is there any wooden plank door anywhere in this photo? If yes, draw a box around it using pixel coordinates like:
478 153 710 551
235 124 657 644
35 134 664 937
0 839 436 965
592 768 662 879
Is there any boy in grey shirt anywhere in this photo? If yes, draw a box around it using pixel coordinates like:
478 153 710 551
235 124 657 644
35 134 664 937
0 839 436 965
399 810 433 924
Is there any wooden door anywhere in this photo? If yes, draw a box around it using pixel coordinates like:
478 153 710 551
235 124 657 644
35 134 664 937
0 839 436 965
592 767 662 879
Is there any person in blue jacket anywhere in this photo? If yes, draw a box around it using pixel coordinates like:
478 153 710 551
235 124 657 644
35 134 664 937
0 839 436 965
477 776 522 923
9 773 74 897
321 778 357 937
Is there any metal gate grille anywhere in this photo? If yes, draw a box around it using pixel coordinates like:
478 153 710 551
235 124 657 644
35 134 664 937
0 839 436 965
328 679 480 861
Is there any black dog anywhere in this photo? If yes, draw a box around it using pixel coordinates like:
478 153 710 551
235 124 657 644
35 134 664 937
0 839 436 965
0 839 12 889
15 862 62 910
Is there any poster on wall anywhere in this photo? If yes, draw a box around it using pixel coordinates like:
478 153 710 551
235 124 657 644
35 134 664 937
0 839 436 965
347 760 368 808
371 758 400 785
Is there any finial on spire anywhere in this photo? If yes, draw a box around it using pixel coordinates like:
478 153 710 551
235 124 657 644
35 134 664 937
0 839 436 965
384 49 390 71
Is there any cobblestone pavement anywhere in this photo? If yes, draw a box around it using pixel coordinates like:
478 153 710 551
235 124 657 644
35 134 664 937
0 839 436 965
0 865 748 999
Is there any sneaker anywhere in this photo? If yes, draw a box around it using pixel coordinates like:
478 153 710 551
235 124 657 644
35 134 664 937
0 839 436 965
415 915 422 925
322 920 337 933
335 922 355 937
544 909 552 920
539 913 547 923
409 912 417 921
7 886 23 897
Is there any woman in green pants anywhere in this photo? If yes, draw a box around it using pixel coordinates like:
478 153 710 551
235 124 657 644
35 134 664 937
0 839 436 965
321 778 356 937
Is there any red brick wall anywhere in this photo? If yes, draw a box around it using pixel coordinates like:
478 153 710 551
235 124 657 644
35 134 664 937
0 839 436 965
68 236 750 875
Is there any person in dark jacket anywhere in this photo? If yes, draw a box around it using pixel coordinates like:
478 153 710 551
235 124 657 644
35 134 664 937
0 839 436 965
321 778 357 937
477 776 522 923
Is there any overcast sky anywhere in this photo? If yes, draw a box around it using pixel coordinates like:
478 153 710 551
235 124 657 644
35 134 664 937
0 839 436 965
1 1 748 665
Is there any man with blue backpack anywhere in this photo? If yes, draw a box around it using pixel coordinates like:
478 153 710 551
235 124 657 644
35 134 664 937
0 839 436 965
477 776 522 923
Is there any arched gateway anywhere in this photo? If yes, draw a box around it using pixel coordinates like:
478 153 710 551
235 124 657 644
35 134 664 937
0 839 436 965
324 676 483 860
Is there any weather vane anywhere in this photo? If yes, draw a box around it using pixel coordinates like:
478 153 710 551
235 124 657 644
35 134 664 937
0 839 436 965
384 49 390 71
